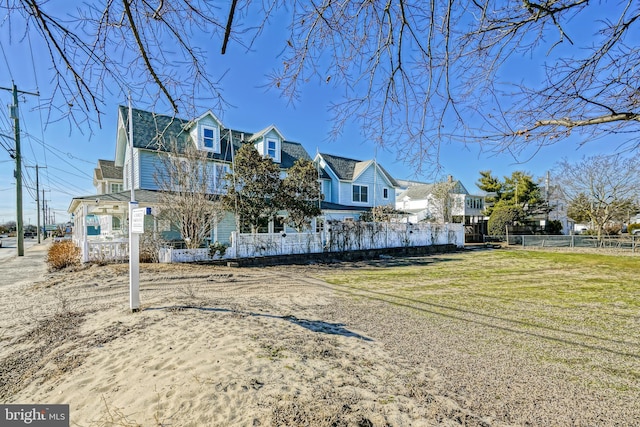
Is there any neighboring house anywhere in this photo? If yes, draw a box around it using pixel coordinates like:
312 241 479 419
93 159 123 195
90 160 125 237
315 153 401 221
395 176 486 242
396 176 485 223
69 106 402 248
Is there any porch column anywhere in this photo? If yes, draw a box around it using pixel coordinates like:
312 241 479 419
82 204 89 263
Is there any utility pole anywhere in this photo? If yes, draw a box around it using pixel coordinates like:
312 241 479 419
27 165 46 243
1 83 39 256
42 188 47 239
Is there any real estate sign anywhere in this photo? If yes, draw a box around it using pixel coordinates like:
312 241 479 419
131 207 150 234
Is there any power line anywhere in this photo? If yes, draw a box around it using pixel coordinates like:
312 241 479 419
21 130 95 172
21 157 89 195
0 42 14 81
28 29 53 195
0 83 39 256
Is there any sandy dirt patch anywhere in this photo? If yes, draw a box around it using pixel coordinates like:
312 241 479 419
1 261 497 426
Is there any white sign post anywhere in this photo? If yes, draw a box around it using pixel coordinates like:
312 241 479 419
129 204 150 312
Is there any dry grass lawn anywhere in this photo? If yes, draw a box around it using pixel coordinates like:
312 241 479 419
313 247 640 425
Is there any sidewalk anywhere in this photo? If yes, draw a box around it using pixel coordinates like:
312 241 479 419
0 241 51 289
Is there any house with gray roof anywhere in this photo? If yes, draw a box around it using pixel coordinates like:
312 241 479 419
69 106 413 259
395 176 486 241
70 106 318 246
315 152 401 220
93 160 123 195
114 106 313 192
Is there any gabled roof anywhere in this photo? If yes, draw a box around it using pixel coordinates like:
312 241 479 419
395 179 429 190
396 179 469 200
318 153 400 187
185 110 223 129
118 105 190 151
95 159 123 181
248 125 285 142
397 184 439 200
116 106 312 170
319 153 358 180
281 141 312 168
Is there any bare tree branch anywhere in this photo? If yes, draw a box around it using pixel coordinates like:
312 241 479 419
527 113 640 132
122 0 177 113
221 0 239 54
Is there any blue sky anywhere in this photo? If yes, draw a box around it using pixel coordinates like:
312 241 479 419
0 4 623 225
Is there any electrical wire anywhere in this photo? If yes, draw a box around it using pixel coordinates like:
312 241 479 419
0 40 14 81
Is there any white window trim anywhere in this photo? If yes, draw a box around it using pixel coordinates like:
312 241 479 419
352 184 369 204
200 125 220 152
213 163 230 193
265 137 280 162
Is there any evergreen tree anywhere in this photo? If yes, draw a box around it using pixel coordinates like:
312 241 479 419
279 159 322 231
222 144 281 233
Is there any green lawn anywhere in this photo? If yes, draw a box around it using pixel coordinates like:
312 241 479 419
318 249 640 392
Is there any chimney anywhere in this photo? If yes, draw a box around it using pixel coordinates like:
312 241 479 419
447 175 453 183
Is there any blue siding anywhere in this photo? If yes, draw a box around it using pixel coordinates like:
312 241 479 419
215 212 236 244
337 163 396 207
321 179 332 202
139 150 164 190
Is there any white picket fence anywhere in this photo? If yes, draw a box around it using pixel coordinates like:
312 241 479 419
86 241 129 263
158 248 215 263
82 222 464 263
323 222 462 253
221 222 463 259
228 232 323 258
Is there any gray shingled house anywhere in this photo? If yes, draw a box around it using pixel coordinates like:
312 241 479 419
69 106 402 256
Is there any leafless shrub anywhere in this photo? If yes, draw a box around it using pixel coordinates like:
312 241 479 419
46 240 81 271
140 233 164 263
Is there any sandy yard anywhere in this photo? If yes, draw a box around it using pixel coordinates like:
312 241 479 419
0 244 637 426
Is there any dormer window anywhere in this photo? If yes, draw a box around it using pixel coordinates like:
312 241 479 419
267 138 277 158
248 125 283 163
203 128 215 149
200 125 220 152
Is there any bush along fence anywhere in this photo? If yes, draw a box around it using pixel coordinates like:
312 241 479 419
157 222 464 263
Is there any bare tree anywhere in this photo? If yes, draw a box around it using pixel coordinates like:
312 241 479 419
2 1 233 128
428 180 463 223
155 138 226 249
6 1 640 170
259 1 640 169
554 155 640 240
